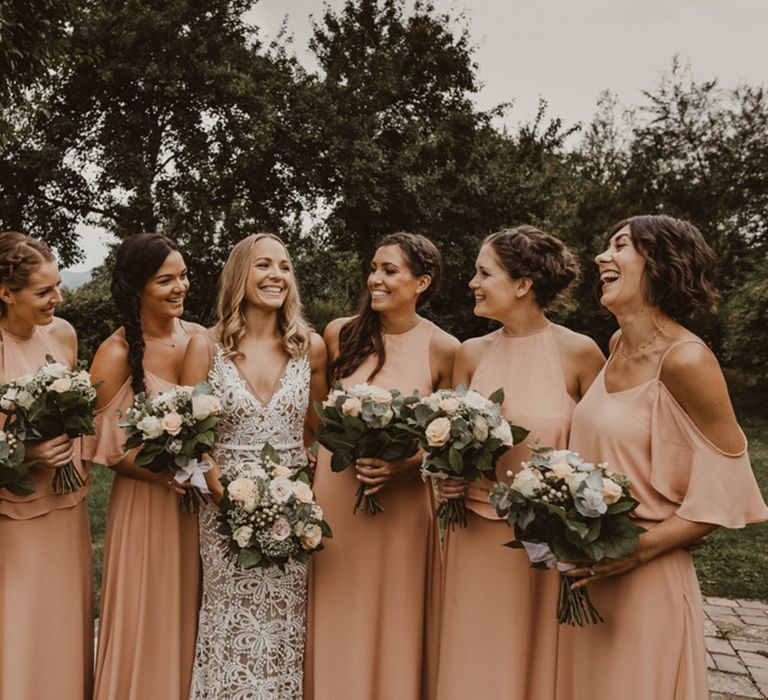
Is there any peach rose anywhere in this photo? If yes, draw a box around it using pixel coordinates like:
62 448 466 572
227 477 258 503
300 523 323 549
602 477 623 505
370 387 393 405
425 417 452 447
292 481 314 503
161 411 183 435
51 377 72 393
341 397 362 417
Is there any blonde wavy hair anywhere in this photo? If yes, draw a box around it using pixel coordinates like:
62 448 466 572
214 233 312 360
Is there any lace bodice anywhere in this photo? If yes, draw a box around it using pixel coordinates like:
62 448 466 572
190 348 311 700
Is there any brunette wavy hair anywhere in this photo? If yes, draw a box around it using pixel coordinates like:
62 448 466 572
111 233 181 395
0 231 55 315
213 233 312 361
330 232 442 383
605 215 720 317
484 225 580 308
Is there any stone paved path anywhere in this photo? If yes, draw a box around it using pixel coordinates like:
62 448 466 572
705 596 768 699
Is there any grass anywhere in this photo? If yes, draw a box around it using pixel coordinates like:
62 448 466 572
85 374 768 606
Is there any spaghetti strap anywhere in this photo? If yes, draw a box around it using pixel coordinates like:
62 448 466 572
655 339 710 378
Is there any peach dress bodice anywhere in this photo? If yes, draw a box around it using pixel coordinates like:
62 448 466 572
467 324 575 518
0 323 89 519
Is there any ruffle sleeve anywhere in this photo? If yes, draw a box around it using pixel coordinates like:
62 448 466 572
88 378 134 468
650 383 768 529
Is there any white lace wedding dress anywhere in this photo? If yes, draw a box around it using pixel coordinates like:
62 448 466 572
189 348 310 699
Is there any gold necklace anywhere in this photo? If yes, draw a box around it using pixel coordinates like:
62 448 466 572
618 322 665 360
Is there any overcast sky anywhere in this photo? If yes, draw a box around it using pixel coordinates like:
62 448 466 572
70 0 768 271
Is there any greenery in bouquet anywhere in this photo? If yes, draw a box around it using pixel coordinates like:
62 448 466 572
0 355 98 494
217 444 332 570
400 385 528 530
314 382 419 515
120 382 221 513
0 428 32 496
489 446 645 626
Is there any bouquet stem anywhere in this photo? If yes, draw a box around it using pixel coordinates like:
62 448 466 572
52 461 85 495
353 483 383 516
436 496 469 531
179 487 208 515
558 574 604 626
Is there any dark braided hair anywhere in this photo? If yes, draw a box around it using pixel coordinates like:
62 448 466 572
485 225 581 309
0 231 55 315
330 232 442 383
111 234 180 395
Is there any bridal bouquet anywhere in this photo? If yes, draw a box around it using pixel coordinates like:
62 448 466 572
120 383 221 513
489 446 644 626
400 385 528 530
0 428 32 495
314 382 419 515
218 444 332 570
0 357 98 494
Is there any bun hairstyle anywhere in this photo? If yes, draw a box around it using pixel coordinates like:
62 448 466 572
330 231 442 383
0 231 55 316
111 233 181 395
484 225 580 309
605 215 719 318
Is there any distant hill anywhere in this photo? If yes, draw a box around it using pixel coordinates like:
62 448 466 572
61 269 92 289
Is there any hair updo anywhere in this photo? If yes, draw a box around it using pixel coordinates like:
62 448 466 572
330 231 442 382
484 225 580 309
605 215 719 318
111 233 180 394
0 231 56 316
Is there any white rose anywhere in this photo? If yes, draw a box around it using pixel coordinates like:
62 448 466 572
243 497 258 513
269 477 293 503
15 389 35 410
192 394 221 421
311 504 324 520
602 477 623 505
566 472 588 497
549 450 575 479
438 396 461 414
15 373 33 387
76 370 91 382
161 411 183 435
227 477 258 503
322 389 344 408
136 415 163 440
351 383 375 397
273 464 293 478
512 468 544 498
1 387 18 410
177 385 195 396
341 397 362 417
464 390 492 411
425 417 452 447
370 387 393 405
271 518 292 541
292 481 314 503
42 362 68 379
233 525 253 548
421 393 441 411
51 377 72 393
490 420 514 447
300 523 322 549
472 414 489 442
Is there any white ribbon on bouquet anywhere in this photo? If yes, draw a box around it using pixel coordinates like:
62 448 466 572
174 458 213 493
522 541 576 573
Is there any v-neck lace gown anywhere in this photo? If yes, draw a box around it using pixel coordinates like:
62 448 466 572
189 348 311 699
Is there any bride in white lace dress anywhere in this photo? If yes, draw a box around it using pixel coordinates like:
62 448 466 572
181 234 327 699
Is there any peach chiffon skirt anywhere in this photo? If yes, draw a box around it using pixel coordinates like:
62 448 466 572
0 500 93 700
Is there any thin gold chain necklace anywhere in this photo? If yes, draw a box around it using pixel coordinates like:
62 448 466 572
618 322 665 360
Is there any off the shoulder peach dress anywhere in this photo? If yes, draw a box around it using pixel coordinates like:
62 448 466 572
90 329 202 700
556 340 768 700
305 319 442 700
435 324 575 700
0 322 93 700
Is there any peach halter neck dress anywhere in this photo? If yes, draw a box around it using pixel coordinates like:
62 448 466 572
90 327 202 700
0 321 94 700
435 323 575 700
305 318 442 700
556 339 768 700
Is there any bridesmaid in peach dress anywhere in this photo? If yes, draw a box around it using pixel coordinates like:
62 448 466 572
89 234 205 699
305 232 459 700
435 226 605 700
556 215 768 700
0 231 93 699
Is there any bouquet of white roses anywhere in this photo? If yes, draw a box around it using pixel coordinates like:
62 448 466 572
217 444 332 570
0 428 32 496
314 382 419 515
0 356 98 494
400 385 528 530
489 446 645 626
120 383 221 513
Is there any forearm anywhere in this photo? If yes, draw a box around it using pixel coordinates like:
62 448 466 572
636 514 718 564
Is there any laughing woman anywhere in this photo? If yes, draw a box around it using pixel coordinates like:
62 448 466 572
434 226 604 700
305 232 459 700
556 215 768 700
0 231 93 700
89 234 206 699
